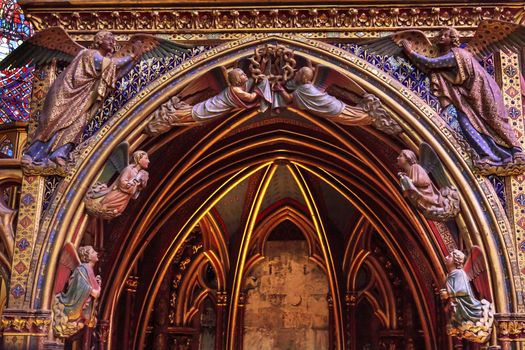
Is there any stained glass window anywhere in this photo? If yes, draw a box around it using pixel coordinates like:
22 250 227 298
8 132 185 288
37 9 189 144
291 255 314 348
0 0 33 124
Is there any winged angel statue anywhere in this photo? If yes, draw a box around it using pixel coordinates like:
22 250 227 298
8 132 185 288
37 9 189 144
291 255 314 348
0 27 188 176
397 143 460 221
84 142 149 220
52 243 101 338
364 20 525 175
441 247 494 343
145 44 401 137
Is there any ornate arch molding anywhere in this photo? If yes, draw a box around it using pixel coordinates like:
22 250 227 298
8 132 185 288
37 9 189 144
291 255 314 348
26 33 515 345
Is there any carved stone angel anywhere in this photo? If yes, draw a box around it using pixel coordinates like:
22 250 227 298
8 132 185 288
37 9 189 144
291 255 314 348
0 27 188 176
84 143 149 220
145 66 271 136
364 20 525 175
276 65 401 135
52 243 101 338
440 247 494 343
397 143 460 221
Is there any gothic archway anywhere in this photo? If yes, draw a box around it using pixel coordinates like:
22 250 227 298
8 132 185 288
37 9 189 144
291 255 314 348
20 35 514 349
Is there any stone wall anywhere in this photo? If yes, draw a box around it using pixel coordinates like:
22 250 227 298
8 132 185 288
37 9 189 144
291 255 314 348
243 241 328 350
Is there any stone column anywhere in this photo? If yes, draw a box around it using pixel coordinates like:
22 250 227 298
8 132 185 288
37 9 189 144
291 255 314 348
327 293 334 350
236 292 246 349
345 291 357 350
215 291 227 350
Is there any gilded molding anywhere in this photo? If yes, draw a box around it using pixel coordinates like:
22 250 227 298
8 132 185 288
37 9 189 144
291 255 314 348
23 5 523 41
499 51 525 312
496 314 525 340
0 309 51 335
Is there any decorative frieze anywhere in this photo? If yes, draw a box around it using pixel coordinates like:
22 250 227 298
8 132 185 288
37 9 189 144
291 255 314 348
0 309 51 335
23 5 523 41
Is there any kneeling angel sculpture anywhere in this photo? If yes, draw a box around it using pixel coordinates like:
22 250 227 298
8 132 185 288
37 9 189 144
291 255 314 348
85 143 149 220
52 243 101 338
441 247 494 343
397 143 460 221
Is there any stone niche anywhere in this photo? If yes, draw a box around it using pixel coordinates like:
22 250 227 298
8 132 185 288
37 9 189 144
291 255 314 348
243 240 329 350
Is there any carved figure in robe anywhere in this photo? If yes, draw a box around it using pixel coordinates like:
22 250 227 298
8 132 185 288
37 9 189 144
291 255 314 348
397 143 460 221
52 243 101 338
440 247 494 343
364 20 525 175
0 27 188 175
276 65 401 135
85 143 149 219
145 67 271 136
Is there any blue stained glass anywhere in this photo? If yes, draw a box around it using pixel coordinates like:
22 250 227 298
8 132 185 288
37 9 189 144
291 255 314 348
0 0 33 124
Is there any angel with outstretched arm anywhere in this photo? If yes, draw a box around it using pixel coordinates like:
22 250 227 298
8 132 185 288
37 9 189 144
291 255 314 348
0 27 189 170
52 244 101 338
145 67 271 136
364 21 525 168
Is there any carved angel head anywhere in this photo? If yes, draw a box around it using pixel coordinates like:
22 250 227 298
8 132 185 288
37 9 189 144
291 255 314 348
132 150 149 170
228 68 249 87
438 27 460 48
93 30 116 54
446 249 465 270
295 66 314 85
78 246 98 264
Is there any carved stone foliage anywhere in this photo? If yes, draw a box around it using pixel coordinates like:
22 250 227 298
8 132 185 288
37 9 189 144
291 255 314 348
496 315 525 340
25 6 521 41
0 310 51 335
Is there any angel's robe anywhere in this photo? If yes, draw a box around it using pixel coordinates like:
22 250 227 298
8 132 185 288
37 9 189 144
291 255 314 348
37 50 116 149
291 83 371 125
401 163 443 211
445 268 492 328
56 263 99 325
192 86 258 121
409 48 519 163
100 164 149 217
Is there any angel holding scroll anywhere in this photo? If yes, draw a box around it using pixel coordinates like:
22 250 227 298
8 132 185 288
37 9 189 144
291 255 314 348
0 27 188 171
365 21 525 173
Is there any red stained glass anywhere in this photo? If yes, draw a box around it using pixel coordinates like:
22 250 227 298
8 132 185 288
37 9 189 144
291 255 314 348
0 0 33 124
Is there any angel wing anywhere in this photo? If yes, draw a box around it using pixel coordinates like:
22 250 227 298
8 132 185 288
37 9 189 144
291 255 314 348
0 27 84 70
467 20 525 60
361 30 440 58
313 65 366 96
94 142 130 186
463 245 492 302
419 143 451 188
53 242 81 294
112 34 190 61
177 66 229 105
